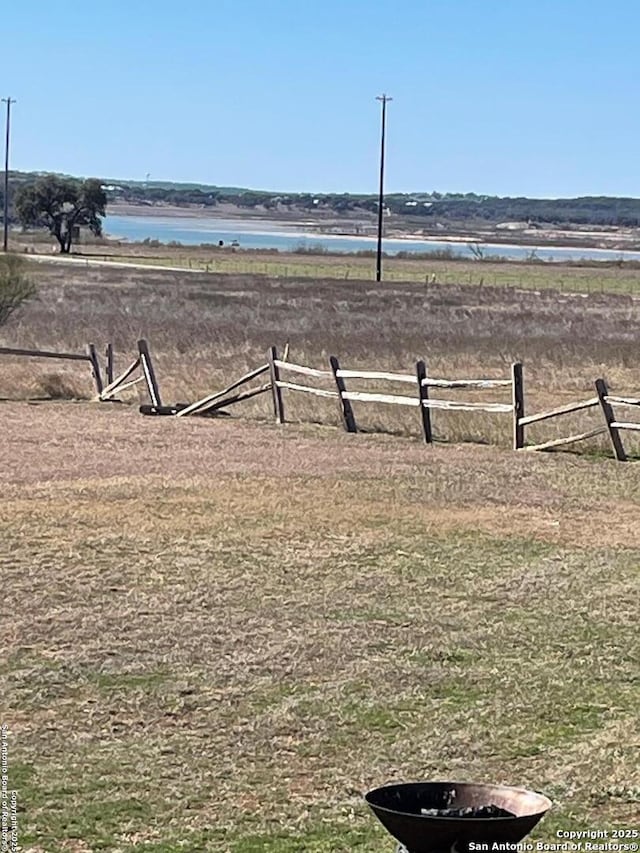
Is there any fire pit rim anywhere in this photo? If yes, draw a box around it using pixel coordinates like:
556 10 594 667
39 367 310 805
364 779 553 821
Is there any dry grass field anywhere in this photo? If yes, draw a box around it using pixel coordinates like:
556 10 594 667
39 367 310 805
4 258 640 453
1 258 639 851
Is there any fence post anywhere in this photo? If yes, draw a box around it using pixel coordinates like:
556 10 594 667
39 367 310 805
511 362 524 450
329 356 357 433
105 343 114 386
267 346 285 424
415 360 433 444
87 343 103 395
595 378 627 462
137 339 162 408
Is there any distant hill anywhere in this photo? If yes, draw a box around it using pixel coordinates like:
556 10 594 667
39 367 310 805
5 170 640 228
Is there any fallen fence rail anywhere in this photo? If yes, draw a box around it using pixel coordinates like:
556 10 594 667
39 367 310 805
176 363 270 418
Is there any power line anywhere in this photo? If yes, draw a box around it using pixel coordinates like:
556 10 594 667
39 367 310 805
2 97 16 253
375 93 392 282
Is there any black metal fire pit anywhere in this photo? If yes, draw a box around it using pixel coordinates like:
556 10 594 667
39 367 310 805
365 781 552 853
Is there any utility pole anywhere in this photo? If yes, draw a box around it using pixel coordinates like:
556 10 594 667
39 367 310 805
375 93 391 282
2 97 16 252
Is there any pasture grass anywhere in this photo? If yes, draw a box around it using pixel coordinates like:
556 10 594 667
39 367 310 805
1 408 639 851
35 244 640 294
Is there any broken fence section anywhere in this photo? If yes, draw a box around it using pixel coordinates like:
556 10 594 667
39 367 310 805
100 339 162 407
175 363 271 418
0 343 104 395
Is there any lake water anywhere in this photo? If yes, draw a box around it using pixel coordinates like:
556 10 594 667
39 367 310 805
103 213 640 263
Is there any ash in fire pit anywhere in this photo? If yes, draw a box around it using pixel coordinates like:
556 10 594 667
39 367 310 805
420 804 516 819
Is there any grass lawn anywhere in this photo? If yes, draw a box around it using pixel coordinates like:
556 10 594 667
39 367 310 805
1 404 639 852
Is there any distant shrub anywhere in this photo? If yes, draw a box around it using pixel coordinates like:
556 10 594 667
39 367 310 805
292 242 330 255
0 254 37 327
395 248 462 260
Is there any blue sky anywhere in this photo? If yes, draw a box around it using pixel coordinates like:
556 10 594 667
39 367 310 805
3 0 640 197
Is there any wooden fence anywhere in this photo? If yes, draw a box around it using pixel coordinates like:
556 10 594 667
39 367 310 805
0 342 104 395
512 363 606 453
100 339 162 407
268 346 339 425
263 353 640 461
9 334 638 462
139 345 288 418
331 357 515 441
593 379 640 462
265 350 516 443
0 337 164 407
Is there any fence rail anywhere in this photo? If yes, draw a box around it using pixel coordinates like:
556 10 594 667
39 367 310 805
99 357 141 401
524 427 607 453
422 377 512 389
329 356 515 442
273 360 331 379
336 368 416 384
425 399 514 413
605 395 640 407
277 380 338 399
0 343 103 395
176 363 270 418
0 346 91 362
519 396 599 427
342 390 419 407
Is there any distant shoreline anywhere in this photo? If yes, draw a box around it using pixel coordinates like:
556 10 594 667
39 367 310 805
106 201 640 254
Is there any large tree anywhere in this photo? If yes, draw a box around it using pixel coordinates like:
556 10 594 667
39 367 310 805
15 175 107 253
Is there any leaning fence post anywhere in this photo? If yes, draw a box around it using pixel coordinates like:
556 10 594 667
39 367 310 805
105 343 114 386
87 343 104 395
511 362 524 450
267 346 285 424
329 356 357 433
137 339 162 408
415 360 433 444
595 378 627 462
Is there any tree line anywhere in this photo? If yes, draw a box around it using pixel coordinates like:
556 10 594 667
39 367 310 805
6 172 640 250
110 183 640 227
